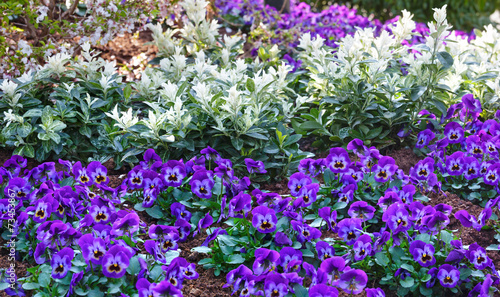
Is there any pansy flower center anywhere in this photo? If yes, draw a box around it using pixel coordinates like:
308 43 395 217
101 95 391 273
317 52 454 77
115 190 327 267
419 139 424 144
36 209 45 218
444 276 453 283
488 174 496 181
271 290 280 297
163 241 173 249
168 174 177 181
347 231 356 240
477 256 485 263
57 204 64 214
199 187 207 194
55 264 65 273
450 133 458 140
418 169 428 176
96 212 107 221
109 263 121 272
96 175 105 183
334 161 344 169
421 253 431 262
378 170 387 178
468 168 475 174
18 191 26 197
303 195 309 203
261 221 272 230
93 250 104 258
302 230 310 237
473 148 482 154
452 164 459 171
132 177 141 184
80 175 89 183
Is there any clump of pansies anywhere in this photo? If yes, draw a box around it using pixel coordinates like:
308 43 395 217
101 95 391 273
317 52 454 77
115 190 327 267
2 134 500 296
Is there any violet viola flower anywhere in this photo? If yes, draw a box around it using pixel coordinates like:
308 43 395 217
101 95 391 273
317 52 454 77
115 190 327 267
162 160 186 188
264 274 288 297
279 247 303 272
228 192 252 218
347 138 367 156
372 156 397 183
140 149 162 170
200 146 220 162
194 212 213 236
483 163 500 186
111 212 140 237
348 201 375 221
446 151 465 176
202 228 227 246
319 257 346 286
410 157 434 181
89 203 113 224
352 234 372 261
5 177 31 200
416 129 435 149
245 158 267 174
466 243 492 270
291 220 322 243
337 218 362 245
409 240 436 267
224 264 254 294
399 184 415 204
136 278 157 297
189 170 214 199
366 288 385 297
462 94 482 113
309 284 339 297
463 157 480 180
253 248 280 275
67 271 84 297
318 207 337 231
175 219 191 241
454 210 475 228
296 183 319 207
377 191 402 212
170 202 192 222
152 280 182 297
31 195 57 223
288 172 312 197
338 269 368 295
275 232 292 246
337 184 356 204
326 147 351 173
437 264 460 288
382 203 411 234
88 161 109 185
127 167 145 189
102 245 131 278
78 234 106 265
316 241 335 261
444 122 464 144
51 247 74 279
72 162 92 186
466 135 484 158
252 206 277 234
421 211 450 233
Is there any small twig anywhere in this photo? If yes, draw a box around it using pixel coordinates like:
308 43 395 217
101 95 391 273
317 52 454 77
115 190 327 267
62 0 80 19
279 0 289 14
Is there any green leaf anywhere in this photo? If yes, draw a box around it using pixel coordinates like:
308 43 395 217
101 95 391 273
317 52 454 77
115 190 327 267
410 86 426 101
38 272 51 287
126 256 141 275
17 123 32 138
192 246 212 253
41 106 53 126
300 121 325 130
293 284 309 297
22 283 40 290
145 205 164 219
88 289 105 297
375 252 389 266
400 276 415 288
227 254 245 264
231 138 243 151
401 263 415 273
246 132 268 140
123 84 132 100
245 78 255 92
79 126 91 138
365 126 383 139
436 51 454 70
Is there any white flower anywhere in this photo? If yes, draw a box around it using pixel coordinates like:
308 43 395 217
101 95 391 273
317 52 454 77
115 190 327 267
159 81 179 103
45 53 71 75
18 40 33 56
433 5 448 25
3 109 24 127
17 70 34 84
0 80 18 98
36 5 49 23
105 105 139 130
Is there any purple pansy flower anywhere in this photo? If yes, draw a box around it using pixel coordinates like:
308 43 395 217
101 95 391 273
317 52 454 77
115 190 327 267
291 220 322 243
326 147 351 173
318 207 337 231
382 203 411 234
202 228 227 246
127 167 145 189
444 122 464 144
316 241 335 261
366 288 385 297
446 151 465 176
483 163 500 186
372 156 398 183
170 202 192 222
466 243 492 270
437 264 460 288
462 94 482 113
252 206 277 234
337 218 362 245
152 280 182 297
463 157 480 180
353 234 372 261
136 278 157 297
228 192 252 218
399 184 415 204
140 149 162 170
338 269 367 295
88 161 109 185
200 146 220 161
72 162 92 186
296 183 319 207
253 248 280 275
78 234 106 265
194 212 213 236
245 158 267 174
162 160 186 188
410 157 434 181
5 177 31 200
309 284 339 297
409 240 436 267
279 247 303 272
264 274 288 297
288 172 312 197
111 212 140 236
51 247 74 279
102 245 131 278
189 170 214 199
348 201 375 221
67 271 84 297
416 129 435 149
466 135 484 158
